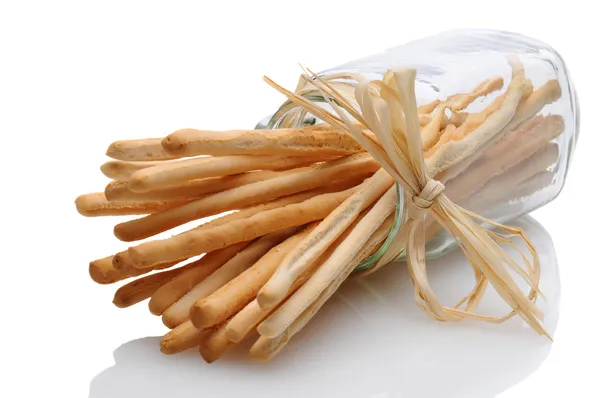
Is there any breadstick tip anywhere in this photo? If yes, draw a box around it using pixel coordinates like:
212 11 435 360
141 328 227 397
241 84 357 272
189 304 213 330
161 131 187 154
161 313 183 329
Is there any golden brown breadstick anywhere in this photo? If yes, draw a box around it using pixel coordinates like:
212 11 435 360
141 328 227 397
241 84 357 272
251 215 394 361
256 169 394 309
106 138 181 161
114 154 378 241
113 266 186 308
75 193 189 217
100 160 166 180
189 224 318 329
128 183 364 267
258 186 396 338
89 255 175 284
198 322 234 363
421 103 448 151
162 128 363 157
105 170 279 202
160 320 205 355
163 229 297 329
128 153 332 192
148 242 249 316
418 99 441 114
447 76 504 111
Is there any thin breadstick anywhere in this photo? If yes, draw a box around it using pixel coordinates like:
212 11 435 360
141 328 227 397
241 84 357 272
444 115 564 202
114 153 378 242
148 242 249 316
437 79 561 183
89 255 175 284
225 212 369 343
75 193 190 217
418 99 441 114
256 169 394 309
163 229 297 329
421 103 448 151
258 186 397 338
100 160 166 180
447 76 504 111
162 128 363 157
425 61 529 174
198 322 234 363
128 153 333 192
106 138 181 161
251 215 394 361
189 223 318 329
419 111 468 128
160 320 205 355
105 170 280 202
128 184 364 268
113 266 186 308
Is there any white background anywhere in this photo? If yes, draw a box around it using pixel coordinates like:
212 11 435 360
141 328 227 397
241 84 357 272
1 1 598 397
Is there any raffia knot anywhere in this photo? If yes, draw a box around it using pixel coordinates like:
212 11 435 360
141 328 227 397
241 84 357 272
407 178 445 220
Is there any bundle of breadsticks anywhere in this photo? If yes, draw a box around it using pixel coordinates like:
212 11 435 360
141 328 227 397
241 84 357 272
76 57 563 362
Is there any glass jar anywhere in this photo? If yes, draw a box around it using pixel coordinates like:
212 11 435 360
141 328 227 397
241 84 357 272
257 29 579 258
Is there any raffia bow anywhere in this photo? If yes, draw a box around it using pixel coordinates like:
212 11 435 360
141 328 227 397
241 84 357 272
265 65 549 337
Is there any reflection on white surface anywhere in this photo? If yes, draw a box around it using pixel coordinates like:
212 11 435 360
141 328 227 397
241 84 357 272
89 216 560 398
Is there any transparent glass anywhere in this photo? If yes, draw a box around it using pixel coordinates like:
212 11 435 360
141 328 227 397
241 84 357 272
257 29 579 257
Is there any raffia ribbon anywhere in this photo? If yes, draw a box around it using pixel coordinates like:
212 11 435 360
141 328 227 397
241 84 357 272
265 66 549 338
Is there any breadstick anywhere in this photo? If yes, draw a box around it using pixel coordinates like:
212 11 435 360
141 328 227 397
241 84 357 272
160 320 205 355
113 266 186 308
128 153 332 192
162 128 363 157
75 193 190 217
419 111 468 128
148 242 249 316
106 138 181 161
256 169 394 309
444 115 564 202
105 170 279 202
447 76 504 111
100 160 166 180
421 103 448 151
128 184 363 267
89 255 175 284
251 215 394 360
418 99 441 114
114 153 378 241
225 213 367 343
198 322 234 363
425 63 529 174
189 223 318 329
437 79 561 183
163 228 297 329
258 186 397 338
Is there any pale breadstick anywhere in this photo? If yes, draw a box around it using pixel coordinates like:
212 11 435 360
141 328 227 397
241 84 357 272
162 128 363 157
425 63 529 175
447 76 504 111
226 213 367 343
419 111 468 128
198 322 234 363
75 193 189 217
258 186 397 338
100 160 166 180
189 224 318 329
128 153 332 192
114 153 378 242
113 266 186 308
128 184 363 268
163 229 297 329
418 99 441 114
251 215 394 361
256 169 394 309
421 104 448 151
105 170 279 202
160 320 205 355
148 242 249 316
106 138 181 161
444 115 564 202
437 79 561 183
89 255 175 284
